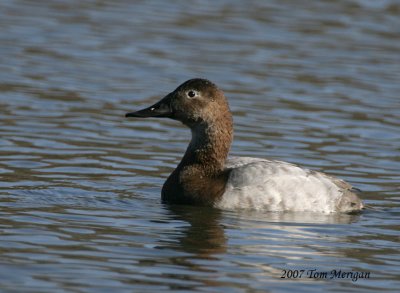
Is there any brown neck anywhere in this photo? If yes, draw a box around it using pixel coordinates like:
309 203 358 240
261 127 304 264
181 120 232 172
162 112 233 205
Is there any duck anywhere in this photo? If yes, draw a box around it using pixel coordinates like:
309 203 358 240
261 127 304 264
125 78 363 213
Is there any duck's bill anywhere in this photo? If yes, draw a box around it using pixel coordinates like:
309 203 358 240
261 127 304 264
125 96 172 118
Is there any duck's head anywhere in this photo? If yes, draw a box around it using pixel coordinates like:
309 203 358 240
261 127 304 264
125 78 231 128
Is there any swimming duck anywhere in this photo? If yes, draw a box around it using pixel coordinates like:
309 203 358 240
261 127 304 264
125 78 363 213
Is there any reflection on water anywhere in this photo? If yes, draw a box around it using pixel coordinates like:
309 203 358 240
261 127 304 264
1 0 400 292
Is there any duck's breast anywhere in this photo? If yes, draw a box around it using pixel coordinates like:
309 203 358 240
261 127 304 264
216 157 361 213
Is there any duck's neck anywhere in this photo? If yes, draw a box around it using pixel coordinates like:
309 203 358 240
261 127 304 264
162 114 233 205
181 120 233 172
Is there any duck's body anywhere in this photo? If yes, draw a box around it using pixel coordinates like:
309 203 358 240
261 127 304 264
126 78 363 213
219 157 362 213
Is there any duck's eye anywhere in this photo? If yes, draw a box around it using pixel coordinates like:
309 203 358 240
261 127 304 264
187 90 198 98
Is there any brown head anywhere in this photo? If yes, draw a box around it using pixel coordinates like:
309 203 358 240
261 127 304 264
126 79 234 205
126 78 232 129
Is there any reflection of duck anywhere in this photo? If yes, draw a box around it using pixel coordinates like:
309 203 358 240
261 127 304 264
165 205 226 257
126 79 363 213
159 206 360 269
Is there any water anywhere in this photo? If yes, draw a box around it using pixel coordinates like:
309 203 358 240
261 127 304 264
1 0 399 292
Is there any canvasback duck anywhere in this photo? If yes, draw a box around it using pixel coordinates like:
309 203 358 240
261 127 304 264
126 78 363 213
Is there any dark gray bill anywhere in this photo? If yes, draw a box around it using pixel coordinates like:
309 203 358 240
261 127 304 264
125 95 172 118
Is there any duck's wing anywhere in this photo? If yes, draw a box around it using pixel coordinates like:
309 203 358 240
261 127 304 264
219 157 363 213
225 156 270 168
